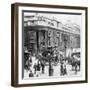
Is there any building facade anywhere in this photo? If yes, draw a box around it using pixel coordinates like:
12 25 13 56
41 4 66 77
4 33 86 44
24 14 80 57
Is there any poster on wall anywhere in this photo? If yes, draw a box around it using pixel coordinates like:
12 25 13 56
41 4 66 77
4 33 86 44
11 3 88 87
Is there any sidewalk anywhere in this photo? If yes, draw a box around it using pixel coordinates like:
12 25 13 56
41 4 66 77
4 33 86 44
24 63 81 79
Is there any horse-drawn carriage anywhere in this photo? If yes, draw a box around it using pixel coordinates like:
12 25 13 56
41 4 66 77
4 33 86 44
41 48 60 66
70 52 80 71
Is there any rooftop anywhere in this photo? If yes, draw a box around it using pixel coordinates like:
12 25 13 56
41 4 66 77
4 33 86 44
24 14 80 35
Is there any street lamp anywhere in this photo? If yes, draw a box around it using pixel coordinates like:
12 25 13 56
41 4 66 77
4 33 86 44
64 35 67 58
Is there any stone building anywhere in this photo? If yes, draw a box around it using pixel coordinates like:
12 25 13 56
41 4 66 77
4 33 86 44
24 14 80 57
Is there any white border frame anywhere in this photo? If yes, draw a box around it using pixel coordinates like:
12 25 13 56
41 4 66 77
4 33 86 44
18 6 86 84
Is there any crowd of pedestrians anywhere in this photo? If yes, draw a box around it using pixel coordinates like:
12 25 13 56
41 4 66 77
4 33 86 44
25 52 80 78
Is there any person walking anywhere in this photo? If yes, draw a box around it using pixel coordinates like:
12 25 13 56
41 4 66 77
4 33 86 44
75 62 78 74
28 55 32 70
36 60 41 77
63 60 67 75
29 70 34 77
60 61 64 76
33 63 37 74
33 56 38 75
41 60 45 74
47 53 53 76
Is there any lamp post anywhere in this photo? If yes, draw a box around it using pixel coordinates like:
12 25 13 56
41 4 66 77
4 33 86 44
64 35 67 58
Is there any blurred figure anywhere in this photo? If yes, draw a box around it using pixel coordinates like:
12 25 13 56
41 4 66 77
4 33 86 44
49 61 54 76
38 52 45 74
63 60 67 75
75 62 78 74
36 59 41 77
28 54 32 70
60 61 64 76
33 63 37 74
32 54 36 66
41 60 45 74
28 53 36 74
55 55 58 62
60 59 67 76
29 70 34 77
47 53 54 76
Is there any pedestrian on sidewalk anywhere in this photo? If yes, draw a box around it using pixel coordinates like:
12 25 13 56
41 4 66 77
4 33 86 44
75 62 78 74
47 53 54 76
29 70 34 77
33 63 37 74
36 60 41 77
49 61 54 76
41 60 45 74
63 60 67 75
60 61 64 76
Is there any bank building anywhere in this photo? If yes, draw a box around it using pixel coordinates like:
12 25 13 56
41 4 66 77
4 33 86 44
24 13 80 58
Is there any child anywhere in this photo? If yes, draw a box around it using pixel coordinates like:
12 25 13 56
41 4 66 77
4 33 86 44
29 70 34 77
